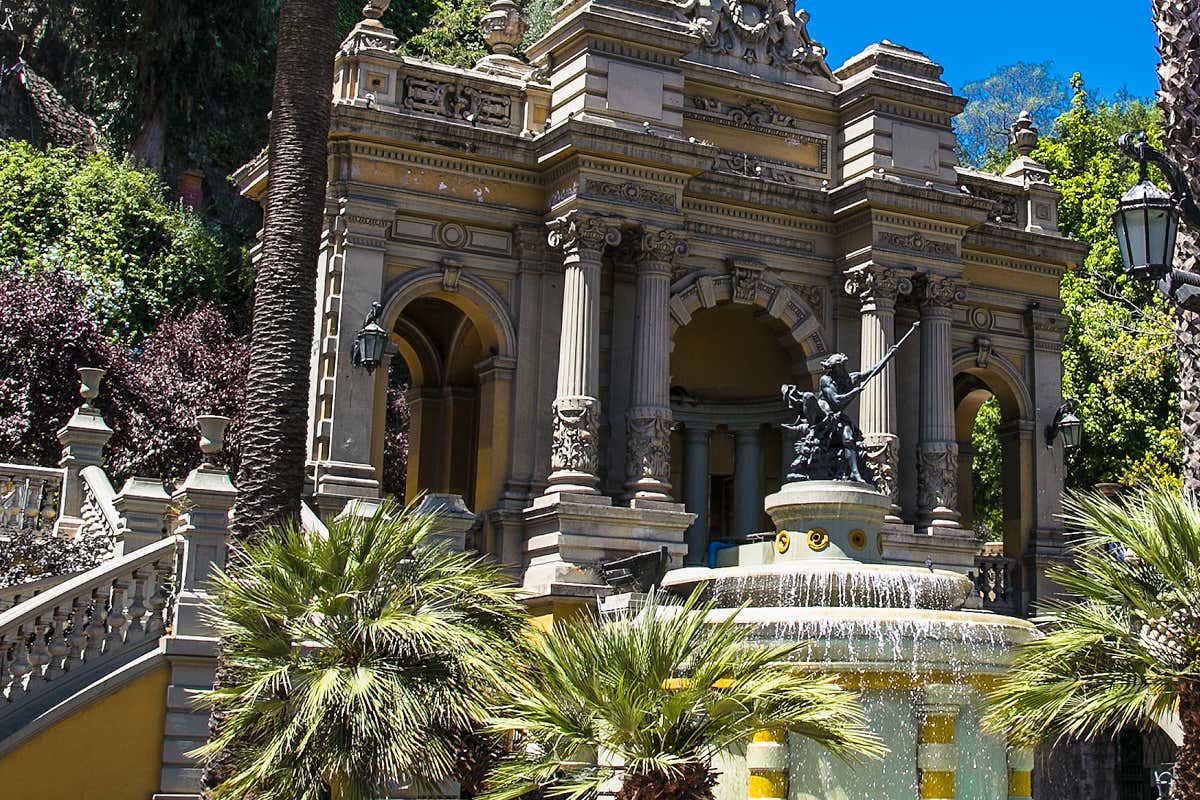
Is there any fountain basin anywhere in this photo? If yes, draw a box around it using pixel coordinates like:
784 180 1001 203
663 562 974 610
763 481 892 563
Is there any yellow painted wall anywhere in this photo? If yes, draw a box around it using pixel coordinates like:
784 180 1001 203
671 305 796 399
0 664 168 800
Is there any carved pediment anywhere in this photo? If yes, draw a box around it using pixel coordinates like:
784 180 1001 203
674 0 835 85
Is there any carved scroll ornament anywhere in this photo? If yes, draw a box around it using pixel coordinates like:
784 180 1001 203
550 397 600 475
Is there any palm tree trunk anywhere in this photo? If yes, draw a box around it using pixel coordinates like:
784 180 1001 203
231 0 338 538
615 764 717 800
202 0 337 794
1175 680 1200 799
1152 0 1200 495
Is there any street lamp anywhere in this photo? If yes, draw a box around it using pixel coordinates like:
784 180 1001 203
351 301 388 374
1046 398 1083 451
1114 132 1200 307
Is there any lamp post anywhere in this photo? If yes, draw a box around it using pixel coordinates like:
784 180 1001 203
1114 132 1200 309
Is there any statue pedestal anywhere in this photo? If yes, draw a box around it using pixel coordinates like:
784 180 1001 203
763 480 893 563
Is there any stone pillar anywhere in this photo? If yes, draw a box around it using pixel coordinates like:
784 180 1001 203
624 228 687 500
747 729 788 800
917 685 961 800
916 275 966 530
475 355 516 511
733 426 763 537
682 424 712 565
956 443 976 530
845 265 911 521
1006 745 1034 800
544 211 621 496
56 367 113 533
112 477 170 555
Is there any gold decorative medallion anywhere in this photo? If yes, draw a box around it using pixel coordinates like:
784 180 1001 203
775 530 791 554
849 529 867 551
806 528 829 552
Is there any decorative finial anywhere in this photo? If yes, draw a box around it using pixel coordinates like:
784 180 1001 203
196 415 231 465
362 0 390 24
1010 110 1039 157
480 0 526 56
77 367 106 406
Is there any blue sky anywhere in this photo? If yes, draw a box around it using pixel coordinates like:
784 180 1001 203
800 0 1160 100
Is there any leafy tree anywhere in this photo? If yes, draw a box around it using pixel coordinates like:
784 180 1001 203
956 62 1069 169
402 0 490 68
0 141 241 340
970 397 1003 540
382 359 411 500
193 503 528 800
484 590 883 800
0 521 116 588
984 488 1200 798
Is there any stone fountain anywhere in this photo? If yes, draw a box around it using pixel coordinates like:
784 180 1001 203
657 332 1038 800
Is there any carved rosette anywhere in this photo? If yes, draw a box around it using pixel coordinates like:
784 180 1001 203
639 228 689 273
625 413 673 487
863 434 900 506
550 396 600 475
844 266 912 308
548 212 622 259
917 445 958 515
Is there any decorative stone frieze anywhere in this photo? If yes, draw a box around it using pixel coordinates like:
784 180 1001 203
586 179 677 211
550 396 600 476
676 0 832 79
714 151 824 183
877 230 958 257
401 77 514 129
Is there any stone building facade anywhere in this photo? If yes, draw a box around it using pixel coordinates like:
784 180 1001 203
236 0 1087 618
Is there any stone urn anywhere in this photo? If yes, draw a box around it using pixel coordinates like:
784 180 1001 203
77 367 106 403
196 415 231 460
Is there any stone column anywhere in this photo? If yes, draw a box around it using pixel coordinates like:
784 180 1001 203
682 423 712 565
733 425 763 537
845 265 911 520
544 211 621 496
1006 745 1034 800
916 275 966 530
747 729 788 800
956 443 976 530
917 685 961 800
624 228 687 500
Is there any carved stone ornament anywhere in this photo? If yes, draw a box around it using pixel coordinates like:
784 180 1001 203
917 445 958 512
1010 110 1039 157
728 259 764 303
640 229 689 269
588 180 677 211
625 414 673 485
401 77 513 129
974 335 993 368
877 230 958 257
673 0 833 78
844 266 912 305
547 213 623 257
362 0 390 20
863 434 899 505
917 274 967 309
550 396 600 475
479 0 526 56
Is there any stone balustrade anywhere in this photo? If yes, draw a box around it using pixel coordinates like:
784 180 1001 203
78 465 121 542
970 554 1019 616
0 465 63 534
0 535 177 731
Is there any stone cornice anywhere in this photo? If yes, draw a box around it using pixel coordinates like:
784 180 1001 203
534 118 716 176
961 225 1089 269
829 177 993 227
683 170 832 217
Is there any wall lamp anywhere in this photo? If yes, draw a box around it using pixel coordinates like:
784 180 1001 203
1046 398 1083 450
351 301 388 375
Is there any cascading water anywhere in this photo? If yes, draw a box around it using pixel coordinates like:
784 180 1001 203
658 480 1037 800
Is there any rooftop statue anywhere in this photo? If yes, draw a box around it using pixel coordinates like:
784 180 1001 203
782 322 920 485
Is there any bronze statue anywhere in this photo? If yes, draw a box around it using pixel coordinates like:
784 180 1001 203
782 322 920 485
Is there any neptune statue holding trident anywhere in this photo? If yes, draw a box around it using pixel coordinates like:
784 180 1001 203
782 321 920 485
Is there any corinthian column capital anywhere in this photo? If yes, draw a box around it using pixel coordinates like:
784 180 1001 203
637 227 689 272
915 273 967 310
547 211 622 258
844 265 913 306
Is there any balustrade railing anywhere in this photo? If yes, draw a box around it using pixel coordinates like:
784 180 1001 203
0 465 63 534
78 465 120 542
969 554 1019 616
0 536 177 722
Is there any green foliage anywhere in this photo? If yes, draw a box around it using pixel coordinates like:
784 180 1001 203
522 0 556 48
0 141 237 341
484 590 884 800
957 62 1069 168
401 0 491 68
194 502 528 800
971 397 1003 540
984 487 1200 745
1039 77 1178 491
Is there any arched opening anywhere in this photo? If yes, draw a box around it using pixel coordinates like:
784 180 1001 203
669 303 810 563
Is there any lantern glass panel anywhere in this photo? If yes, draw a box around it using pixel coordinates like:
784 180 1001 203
1060 415 1083 450
1124 205 1148 269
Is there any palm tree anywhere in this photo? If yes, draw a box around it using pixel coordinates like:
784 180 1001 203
1152 0 1200 495
192 502 529 800
232 0 339 538
484 591 884 800
984 488 1200 799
